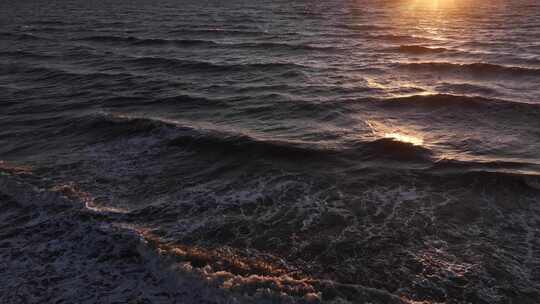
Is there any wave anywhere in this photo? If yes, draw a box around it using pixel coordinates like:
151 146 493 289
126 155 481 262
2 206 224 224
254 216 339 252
434 83 499 96
350 137 433 162
0 172 237 303
0 166 403 304
365 33 435 43
0 50 55 60
1 63 135 83
72 112 539 170
124 56 306 73
395 45 450 54
73 113 329 159
232 41 337 52
432 158 540 172
168 129 332 160
428 159 540 190
76 35 335 52
397 62 540 78
30 20 69 26
102 94 229 109
340 24 394 31
0 31 47 41
76 35 220 47
69 113 435 163
374 93 540 111
167 28 267 37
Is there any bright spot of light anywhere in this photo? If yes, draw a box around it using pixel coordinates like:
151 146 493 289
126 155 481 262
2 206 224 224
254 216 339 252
384 132 424 146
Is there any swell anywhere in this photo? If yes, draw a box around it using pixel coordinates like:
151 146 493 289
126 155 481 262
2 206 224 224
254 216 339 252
349 137 433 162
0 63 135 83
30 20 69 26
72 113 330 159
167 28 267 37
76 35 220 47
76 35 335 51
124 56 307 73
66 112 540 167
373 93 540 112
230 41 337 52
340 24 394 31
168 128 432 162
71 113 434 163
0 31 48 41
432 158 540 173
428 159 540 191
434 83 499 96
394 45 450 54
0 50 55 60
364 33 436 43
397 62 540 78
102 94 229 109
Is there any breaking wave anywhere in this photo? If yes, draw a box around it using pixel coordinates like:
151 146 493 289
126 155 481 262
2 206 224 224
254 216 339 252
0 164 403 304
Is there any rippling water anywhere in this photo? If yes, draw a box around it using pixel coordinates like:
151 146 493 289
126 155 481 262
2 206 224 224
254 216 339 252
1 0 540 303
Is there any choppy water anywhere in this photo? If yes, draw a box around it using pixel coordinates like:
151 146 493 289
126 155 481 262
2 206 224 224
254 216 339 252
1 0 540 303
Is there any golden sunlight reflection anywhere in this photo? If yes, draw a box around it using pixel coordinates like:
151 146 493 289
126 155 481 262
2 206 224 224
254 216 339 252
367 120 425 146
384 132 424 146
407 0 461 10
365 77 435 98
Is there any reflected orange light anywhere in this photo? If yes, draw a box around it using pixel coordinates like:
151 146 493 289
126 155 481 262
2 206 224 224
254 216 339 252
367 120 425 146
384 132 424 146
407 0 461 10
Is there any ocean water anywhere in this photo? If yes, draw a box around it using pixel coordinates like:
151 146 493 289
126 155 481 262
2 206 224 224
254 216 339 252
1 0 540 303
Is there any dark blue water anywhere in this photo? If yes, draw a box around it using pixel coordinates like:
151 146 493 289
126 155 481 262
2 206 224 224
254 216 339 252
1 0 540 303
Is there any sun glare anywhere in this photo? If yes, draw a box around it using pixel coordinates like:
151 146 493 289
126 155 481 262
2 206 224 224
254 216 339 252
366 120 425 146
384 132 424 146
408 0 460 10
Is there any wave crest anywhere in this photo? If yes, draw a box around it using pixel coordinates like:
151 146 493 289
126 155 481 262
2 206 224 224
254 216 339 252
398 62 540 78
396 45 449 54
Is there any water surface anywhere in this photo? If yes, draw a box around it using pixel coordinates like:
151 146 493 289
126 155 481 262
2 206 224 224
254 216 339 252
1 0 540 303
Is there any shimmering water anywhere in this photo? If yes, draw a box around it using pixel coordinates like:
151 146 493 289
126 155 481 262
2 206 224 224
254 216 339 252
1 0 540 303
